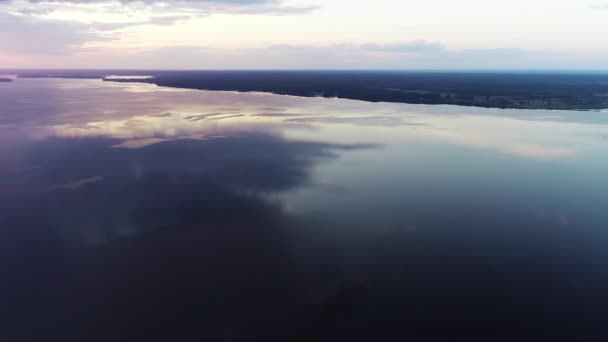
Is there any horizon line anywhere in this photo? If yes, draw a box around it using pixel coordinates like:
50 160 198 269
2 68 608 74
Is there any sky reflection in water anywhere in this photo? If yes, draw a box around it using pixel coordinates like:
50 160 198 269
1 78 608 341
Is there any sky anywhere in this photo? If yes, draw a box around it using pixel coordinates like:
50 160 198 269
1 0 607 69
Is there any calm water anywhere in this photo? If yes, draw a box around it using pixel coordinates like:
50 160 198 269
2 78 608 341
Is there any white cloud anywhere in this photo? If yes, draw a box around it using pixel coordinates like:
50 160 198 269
1 0 315 25
1 0 607 68
0 0 316 55
0 12 112 54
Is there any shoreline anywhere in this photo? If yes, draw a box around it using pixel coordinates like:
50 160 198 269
12 72 608 111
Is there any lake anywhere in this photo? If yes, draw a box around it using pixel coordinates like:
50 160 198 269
2 78 608 341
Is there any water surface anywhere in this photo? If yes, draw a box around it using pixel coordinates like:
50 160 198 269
2 78 608 341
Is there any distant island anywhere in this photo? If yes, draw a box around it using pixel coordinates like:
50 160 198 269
0 78 12 82
10 70 608 110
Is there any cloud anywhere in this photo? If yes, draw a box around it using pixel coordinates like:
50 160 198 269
6 37 607 69
0 12 112 54
0 0 316 23
360 41 445 54
79 43 547 70
0 0 316 55
143 15 192 25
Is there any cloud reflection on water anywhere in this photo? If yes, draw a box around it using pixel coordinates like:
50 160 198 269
2 78 608 341
0 131 377 341
2 78 607 161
